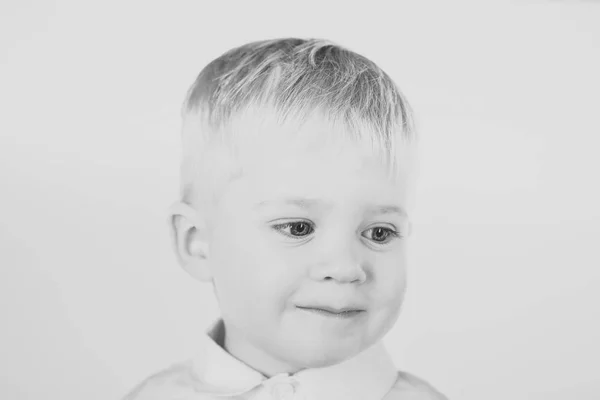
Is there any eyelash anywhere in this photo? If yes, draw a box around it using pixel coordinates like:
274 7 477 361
272 220 403 244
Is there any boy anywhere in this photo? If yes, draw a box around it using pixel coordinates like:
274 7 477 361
124 38 447 400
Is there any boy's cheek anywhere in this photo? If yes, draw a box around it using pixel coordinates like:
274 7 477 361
372 259 407 298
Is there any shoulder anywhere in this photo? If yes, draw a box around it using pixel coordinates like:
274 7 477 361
122 359 201 400
383 370 449 400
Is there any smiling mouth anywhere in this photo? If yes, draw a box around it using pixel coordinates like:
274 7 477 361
296 306 366 319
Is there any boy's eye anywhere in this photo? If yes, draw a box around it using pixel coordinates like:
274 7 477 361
273 221 315 238
272 221 401 244
362 227 401 244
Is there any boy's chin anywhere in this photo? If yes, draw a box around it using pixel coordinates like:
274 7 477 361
285 341 365 370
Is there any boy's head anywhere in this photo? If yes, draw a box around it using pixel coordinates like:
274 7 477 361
170 38 418 376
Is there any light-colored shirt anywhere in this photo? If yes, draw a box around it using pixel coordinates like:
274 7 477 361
123 319 447 400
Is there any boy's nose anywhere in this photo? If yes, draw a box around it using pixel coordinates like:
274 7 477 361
308 243 368 284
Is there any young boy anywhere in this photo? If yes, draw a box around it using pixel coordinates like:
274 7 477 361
124 38 447 400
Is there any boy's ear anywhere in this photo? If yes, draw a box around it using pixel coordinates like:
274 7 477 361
168 202 212 282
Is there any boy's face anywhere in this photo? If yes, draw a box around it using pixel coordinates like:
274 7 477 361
205 114 414 374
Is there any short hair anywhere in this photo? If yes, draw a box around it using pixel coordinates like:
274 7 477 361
179 38 415 213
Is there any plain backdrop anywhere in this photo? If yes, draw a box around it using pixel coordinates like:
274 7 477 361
1 1 599 399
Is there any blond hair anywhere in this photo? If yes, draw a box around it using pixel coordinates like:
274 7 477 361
179 38 415 212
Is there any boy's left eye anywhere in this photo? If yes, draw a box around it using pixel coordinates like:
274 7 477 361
362 227 401 244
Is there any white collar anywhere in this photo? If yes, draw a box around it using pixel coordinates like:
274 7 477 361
191 318 398 400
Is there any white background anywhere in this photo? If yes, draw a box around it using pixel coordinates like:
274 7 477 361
1 1 599 399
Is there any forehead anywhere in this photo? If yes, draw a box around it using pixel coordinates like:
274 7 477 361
228 107 412 173
222 111 415 210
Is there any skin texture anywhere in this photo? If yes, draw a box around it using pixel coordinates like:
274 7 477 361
171 113 416 378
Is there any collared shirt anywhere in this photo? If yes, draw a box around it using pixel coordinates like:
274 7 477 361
123 319 447 400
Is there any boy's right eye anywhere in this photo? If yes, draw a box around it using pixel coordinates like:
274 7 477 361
273 221 315 239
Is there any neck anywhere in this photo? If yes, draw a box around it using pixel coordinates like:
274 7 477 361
222 323 301 378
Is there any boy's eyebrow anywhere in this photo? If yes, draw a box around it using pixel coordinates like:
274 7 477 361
368 205 408 218
254 197 329 210
253 197 408 218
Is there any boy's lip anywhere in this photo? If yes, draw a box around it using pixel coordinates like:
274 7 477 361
296 305 366 313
